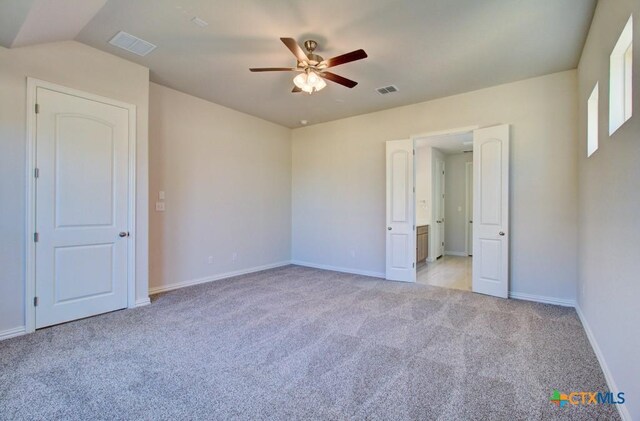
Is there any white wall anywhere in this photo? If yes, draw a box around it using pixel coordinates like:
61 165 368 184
577 0 639 419
148 83 291 293
0 41 149 336
444 152 473 255
292 70 579 301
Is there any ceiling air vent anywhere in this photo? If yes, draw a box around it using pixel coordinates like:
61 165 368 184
376 85 399 95
109 31 156 56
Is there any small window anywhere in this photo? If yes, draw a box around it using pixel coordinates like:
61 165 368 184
588 83 599 157
609 15 633 134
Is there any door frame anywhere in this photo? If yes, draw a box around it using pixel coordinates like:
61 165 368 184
25 78 137 333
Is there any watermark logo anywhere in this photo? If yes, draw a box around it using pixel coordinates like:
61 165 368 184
550 390 569 407
550 389 625 407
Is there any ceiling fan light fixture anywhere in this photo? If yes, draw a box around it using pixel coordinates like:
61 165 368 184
293 70 326 94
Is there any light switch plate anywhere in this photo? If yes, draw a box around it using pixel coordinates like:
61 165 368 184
159 191 165 200
155 202 165 212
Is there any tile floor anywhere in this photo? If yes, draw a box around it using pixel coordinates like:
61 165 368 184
417 255 472 291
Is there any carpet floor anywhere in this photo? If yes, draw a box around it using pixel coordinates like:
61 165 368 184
0 265 619 420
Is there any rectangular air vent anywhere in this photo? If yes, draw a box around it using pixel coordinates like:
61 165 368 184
109 31 156 56
376 85 399 95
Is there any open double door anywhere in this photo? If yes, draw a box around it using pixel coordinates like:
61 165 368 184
385 125 509 298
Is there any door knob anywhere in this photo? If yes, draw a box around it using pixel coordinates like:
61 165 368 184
387 227 392 231
499 231 505 236
119 232 129 238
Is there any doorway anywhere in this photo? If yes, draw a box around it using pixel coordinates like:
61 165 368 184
415 132 474 291
385 125 510 298
26 79 137 331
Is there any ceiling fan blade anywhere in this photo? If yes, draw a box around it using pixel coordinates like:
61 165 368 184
292 86 302 93
322 49 367 68
280 37 309 64
321 71 358 88
249 67 296 72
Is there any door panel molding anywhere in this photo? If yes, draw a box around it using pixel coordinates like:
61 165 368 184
25 78 137 333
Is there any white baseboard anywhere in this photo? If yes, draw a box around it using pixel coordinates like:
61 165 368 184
575 305 631 421
444 251 468 257
0 326 26 341
135 297 151 307
290 260 385 279
148 261 291 295
508 291 575 307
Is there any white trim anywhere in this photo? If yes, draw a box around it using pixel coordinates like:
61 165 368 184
25 78 137 332
444 251 468 257
291 260 385 279
576 305 631 421
508 291 575 307
149 261 291 295
0 326 27 341
135 298 151 307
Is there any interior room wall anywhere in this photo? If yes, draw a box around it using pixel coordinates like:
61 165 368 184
444 152 473 255
576 0 639 419
148 83 291 293
292 70 578 302
0 41 149 337
415 145 431 226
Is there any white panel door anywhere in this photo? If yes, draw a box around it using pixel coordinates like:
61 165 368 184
35 87 130 328
385 139 415 282
472 125 509 298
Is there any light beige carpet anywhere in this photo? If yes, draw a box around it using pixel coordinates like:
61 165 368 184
0 265 619 420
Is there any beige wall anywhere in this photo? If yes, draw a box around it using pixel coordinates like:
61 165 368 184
444 152 473 255
577 0 639 419
0 41 149 334
148 83 291 293
292 70 579 301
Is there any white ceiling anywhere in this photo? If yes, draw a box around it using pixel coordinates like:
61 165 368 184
415 132 473 155
1 0 596 128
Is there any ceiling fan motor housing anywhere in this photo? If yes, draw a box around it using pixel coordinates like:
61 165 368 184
303 40 323 65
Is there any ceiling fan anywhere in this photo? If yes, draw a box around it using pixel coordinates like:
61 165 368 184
250 38 367 94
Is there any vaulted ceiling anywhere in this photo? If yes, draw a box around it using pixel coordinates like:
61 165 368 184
1 0 596 127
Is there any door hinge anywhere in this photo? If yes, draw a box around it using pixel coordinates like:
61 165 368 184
413 225 416 231
34 168 39 178
33 232 39 242
34 297 39 307
413 149 415 156
412 262 415 268
35 103 40 114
